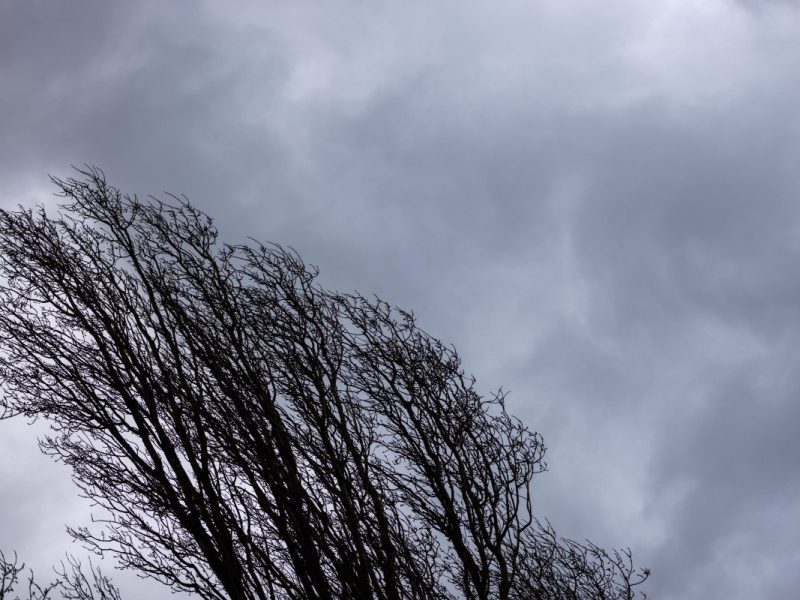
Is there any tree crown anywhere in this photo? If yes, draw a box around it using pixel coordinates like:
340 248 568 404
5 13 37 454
0 169 648 600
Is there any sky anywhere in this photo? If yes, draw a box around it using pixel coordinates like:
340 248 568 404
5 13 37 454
2 1 800 598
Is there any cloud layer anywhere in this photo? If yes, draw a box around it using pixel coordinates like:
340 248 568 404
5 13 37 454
3 1 800 598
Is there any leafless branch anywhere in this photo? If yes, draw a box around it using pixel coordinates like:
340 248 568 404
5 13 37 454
0 168 648 600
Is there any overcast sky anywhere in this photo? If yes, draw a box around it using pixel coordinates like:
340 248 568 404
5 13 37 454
2 1 800 598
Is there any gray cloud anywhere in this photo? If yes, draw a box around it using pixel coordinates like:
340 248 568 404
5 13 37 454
2 1 800 599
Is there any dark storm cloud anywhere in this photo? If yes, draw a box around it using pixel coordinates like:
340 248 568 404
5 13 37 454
648 368 800 593
555 100 800 598
2 2 800 599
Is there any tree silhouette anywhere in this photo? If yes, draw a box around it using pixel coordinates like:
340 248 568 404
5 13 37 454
0 169 648 600
0 551 120 600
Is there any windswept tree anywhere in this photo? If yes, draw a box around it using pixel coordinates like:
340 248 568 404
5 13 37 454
0 169 648 600
0 551 120 600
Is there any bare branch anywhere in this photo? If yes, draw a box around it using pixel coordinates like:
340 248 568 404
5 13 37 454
0 168 648 600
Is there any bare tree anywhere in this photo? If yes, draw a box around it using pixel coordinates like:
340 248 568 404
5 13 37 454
0 552 118 600
0 551 58 600
0 168 648 600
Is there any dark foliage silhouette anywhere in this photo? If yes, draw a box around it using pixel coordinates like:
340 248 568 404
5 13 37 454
0 169 648 600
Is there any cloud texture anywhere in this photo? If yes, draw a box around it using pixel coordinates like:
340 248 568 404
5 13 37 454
2 1 800 598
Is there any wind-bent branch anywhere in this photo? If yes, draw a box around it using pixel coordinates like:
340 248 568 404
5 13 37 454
0 168 648 600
